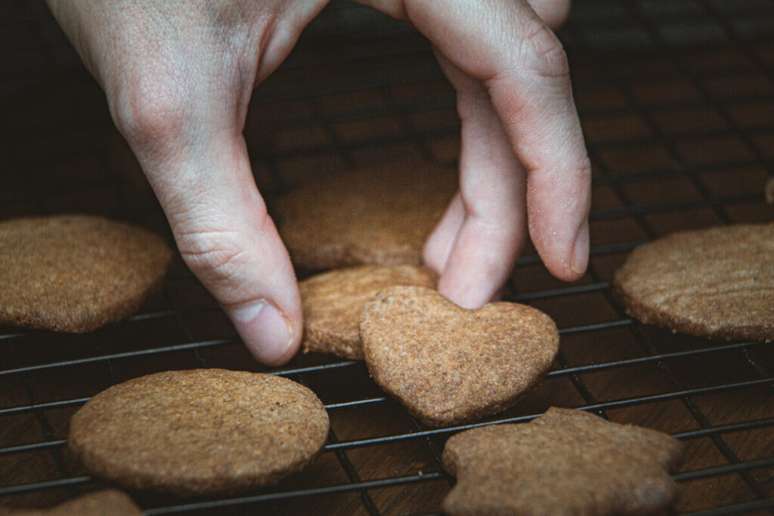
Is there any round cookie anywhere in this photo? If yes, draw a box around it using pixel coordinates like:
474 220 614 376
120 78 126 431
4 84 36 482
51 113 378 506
614 223 774 342
300 265 437 359
274 162 456 270
69 369 330 496
360 286 560 427
0 215 172 332
8 490 141 516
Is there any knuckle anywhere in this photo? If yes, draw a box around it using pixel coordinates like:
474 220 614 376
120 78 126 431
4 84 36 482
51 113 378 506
109 76 187 150
521 22 570 79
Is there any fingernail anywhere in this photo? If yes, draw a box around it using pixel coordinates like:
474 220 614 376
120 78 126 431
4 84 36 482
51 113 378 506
571 221 589 276
232 300 293 366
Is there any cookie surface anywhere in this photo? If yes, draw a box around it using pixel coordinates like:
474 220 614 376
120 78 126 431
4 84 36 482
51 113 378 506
361 286 559 427
614 223 774 342
0 215 172 332
7 490 140 516
300 265 437 359
275 162 456 270
442 407 683 516
69 369 329 496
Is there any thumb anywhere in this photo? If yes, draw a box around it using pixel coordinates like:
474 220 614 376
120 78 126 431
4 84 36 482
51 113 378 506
132 127 302 366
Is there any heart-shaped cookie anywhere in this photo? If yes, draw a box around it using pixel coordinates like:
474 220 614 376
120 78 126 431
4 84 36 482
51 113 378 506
360 286 559 427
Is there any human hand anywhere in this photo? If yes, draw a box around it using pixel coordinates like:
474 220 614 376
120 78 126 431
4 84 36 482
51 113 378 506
359 0 590 308
48 0 588 367
47 0 328 365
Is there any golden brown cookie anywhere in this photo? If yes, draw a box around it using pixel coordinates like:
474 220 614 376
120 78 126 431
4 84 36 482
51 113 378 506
7 490 140 516
300 265 437 359
442 407 683 516
274 162 456 270
69 369 330 496
360 286 559 427
0 215 172 332
614 223 774 342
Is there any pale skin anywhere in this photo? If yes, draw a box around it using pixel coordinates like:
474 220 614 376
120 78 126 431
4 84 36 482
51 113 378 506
48 0 589 366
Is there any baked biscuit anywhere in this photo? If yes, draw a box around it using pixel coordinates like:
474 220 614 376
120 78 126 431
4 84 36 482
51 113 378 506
275 162 456 270
7 490 140 516
69 369 329 496
614 223 774 342
300 265 436 359
0 215 172 332
361 286 559 427
442 407 683 516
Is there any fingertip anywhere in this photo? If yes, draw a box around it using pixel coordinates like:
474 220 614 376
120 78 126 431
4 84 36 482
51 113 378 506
422 241 446 277
525 158 591 283
570 219 589 277
438 282 475 311
231 300 301 366
532 220 589 282
437 271 490 310
436 212 525 311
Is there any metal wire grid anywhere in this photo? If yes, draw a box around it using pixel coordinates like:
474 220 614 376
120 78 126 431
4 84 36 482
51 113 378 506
1 0 774 514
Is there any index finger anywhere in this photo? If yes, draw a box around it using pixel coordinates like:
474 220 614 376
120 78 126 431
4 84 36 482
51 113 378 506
360 0 592 280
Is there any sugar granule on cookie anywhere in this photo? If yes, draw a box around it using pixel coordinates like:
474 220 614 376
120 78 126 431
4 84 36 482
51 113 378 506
69 369 330 496
7 490 140 516
360 286 559 427
300 265 437 359
442 407 683 516
0 214 173 333
275 162 456 270
614 223 774 342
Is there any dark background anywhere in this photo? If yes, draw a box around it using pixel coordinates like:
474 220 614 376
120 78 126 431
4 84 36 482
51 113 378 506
1 1 773 514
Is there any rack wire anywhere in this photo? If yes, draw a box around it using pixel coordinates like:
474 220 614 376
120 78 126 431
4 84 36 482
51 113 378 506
1 1 773 515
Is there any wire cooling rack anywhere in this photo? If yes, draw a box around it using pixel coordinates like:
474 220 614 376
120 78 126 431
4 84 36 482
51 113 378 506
1 1 773 515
